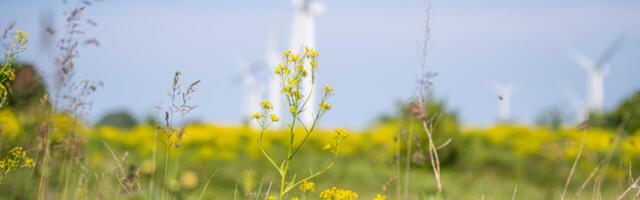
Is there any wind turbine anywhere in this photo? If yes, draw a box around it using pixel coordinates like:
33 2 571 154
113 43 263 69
562 84 587 123
568 36 624 117
237 56 263 128
289 0 326 125
495 84 515 122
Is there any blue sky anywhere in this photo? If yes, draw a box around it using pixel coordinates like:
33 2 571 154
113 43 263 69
1 0 640 128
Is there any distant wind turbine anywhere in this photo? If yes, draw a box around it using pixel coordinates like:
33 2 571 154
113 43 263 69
237 56 262 128
495 84 515 122
567 36 624 119
289 0 326 125
265 29 282 128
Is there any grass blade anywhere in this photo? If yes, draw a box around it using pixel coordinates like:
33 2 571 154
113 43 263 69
197 169 219 200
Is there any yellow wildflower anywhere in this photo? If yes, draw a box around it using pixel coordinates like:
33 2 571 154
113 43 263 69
299 180 315 192
260 100 273 110
323 85 333 93
5 71 15 81
322 143 332 150
288 78 298 88
319 187 358 200
309 50 318 58
373 194 386 200
292 198 300 200
334 128 350 139
321 101 331 110
290 54 300 62
291 90 300 99
267 195 277 200
250 112 262 120
270 114 279 122
275 64 283 74
290 106 297 114
310 60 318 69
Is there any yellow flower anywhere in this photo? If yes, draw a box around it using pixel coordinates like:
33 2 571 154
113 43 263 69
321 101 331 110
290 106 297 114
270 114 279 122
275 64 283 74
309 50 318 58
267 195 277 200
250 112 262 119
319 187 358 200
322 143 332 150
373 194 386 200
5 71 15 81
288 78 298 87
291 90 300 99
310 60 318 69
261 100 273 110
334 128 350 139
292 197 300 200
299 180 315 192
323 85 333 93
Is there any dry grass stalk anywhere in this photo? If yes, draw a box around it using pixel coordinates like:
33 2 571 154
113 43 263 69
561 131 586 200
616 174 640 200
416 3 444 192
512 185 518 200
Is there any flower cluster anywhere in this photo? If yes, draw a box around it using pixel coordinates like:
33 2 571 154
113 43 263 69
1 30 29 107
373 194 386 200
323 128 351 153
0 146 35 183
274 47 320 118
299 180 315 192
251 100 279 129
319 187 359 200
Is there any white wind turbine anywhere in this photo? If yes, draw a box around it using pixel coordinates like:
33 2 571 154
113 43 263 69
567 36 624 120
495 84 515 122
562 84 587 123
237 56 263 128
289 0 326 125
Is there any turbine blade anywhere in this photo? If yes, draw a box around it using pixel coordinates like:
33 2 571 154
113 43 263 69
594 34 625 70
567 47 595 72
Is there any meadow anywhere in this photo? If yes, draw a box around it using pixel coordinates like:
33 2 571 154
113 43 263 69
1 1 640 200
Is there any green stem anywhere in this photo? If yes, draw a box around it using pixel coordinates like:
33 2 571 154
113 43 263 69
162 148 170 200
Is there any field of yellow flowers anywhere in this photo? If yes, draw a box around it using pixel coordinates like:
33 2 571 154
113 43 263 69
2 107 639 199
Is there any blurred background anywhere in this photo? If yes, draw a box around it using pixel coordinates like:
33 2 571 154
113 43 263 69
1 0 640 199
1 0 639 128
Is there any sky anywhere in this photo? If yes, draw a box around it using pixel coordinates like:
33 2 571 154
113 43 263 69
1 0 639 129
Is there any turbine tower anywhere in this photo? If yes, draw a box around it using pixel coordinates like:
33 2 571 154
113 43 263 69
237 56 262 128
289 0 326 125
495 84 515 122
568 36 624 117
562 85 587 123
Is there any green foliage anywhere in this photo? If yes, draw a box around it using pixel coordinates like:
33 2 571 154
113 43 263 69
96 110 138 129
606 91 640 134
535 107 565 131
7 63 48 110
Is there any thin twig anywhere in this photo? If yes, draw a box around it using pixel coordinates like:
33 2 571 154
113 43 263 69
561 131 586 200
